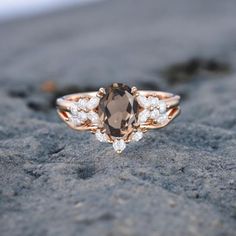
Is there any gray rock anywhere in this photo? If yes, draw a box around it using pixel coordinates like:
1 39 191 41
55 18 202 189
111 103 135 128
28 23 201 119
0 0 236 235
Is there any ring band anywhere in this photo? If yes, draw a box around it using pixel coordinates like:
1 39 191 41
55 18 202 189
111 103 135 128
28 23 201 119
56 83 180 153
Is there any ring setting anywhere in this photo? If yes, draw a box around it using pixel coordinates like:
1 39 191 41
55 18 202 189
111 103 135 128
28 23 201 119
56 83 180 153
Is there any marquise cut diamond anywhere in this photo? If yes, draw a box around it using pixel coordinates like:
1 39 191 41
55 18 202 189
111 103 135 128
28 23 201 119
70 103 79 116
157 113 168 124
87 97 100 110
137 95 160 108
138 109 150 123
70 116 82 126
150 109 159 121
132 131 143 142
77 111 87 121
137 95 149 108
159 101 166 113
95 131 108 142
77 99 88 110
88 111 100 125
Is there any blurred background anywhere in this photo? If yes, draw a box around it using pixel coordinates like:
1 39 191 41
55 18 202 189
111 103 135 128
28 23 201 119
0 0 100 21
0 1 236 236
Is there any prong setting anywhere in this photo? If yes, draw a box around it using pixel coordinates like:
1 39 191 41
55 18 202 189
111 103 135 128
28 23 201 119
97 87 106 98
131 86 138 95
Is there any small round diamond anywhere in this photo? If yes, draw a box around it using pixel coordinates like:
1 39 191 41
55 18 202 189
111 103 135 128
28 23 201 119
157 113 168 124
113 139 126 153
137 95 149 108
88 111 100 124
87 97 100 110
132 131 143 142
138 109 150 123
150 109 160 121
159 101 166 113
148 96 159 107
95 131 108 142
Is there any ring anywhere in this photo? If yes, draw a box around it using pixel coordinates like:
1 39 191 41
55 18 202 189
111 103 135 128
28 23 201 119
56 83 181 153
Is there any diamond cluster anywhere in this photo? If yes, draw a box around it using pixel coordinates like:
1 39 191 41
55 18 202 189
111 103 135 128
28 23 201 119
69 97 100 126
137 95 168 125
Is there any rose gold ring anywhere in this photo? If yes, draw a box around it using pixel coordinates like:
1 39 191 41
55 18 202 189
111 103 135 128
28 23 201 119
56 83 180 153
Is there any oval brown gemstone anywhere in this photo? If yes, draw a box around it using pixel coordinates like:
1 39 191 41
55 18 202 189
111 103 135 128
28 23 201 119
98 83 139 138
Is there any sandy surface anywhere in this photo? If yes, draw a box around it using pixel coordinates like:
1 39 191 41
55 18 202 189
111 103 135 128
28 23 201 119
0 0 236 235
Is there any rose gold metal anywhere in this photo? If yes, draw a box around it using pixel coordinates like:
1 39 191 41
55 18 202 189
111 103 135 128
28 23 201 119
56 90 180 134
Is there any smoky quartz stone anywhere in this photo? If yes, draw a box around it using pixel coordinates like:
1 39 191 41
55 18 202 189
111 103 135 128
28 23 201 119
98 83 139 138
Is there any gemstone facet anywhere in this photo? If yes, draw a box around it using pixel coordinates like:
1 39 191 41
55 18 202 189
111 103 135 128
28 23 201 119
159 101 166 113
98 83 139 138
88 111 100 125
70 103 79 116
138 109 150 123
132 131 143 142
87 97 100 110
95 131 108 142
157 113 168 124
113 139 126 153
137 95 149 108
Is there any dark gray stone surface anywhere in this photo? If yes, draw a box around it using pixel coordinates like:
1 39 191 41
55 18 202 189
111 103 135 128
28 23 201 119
0 0 236 235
